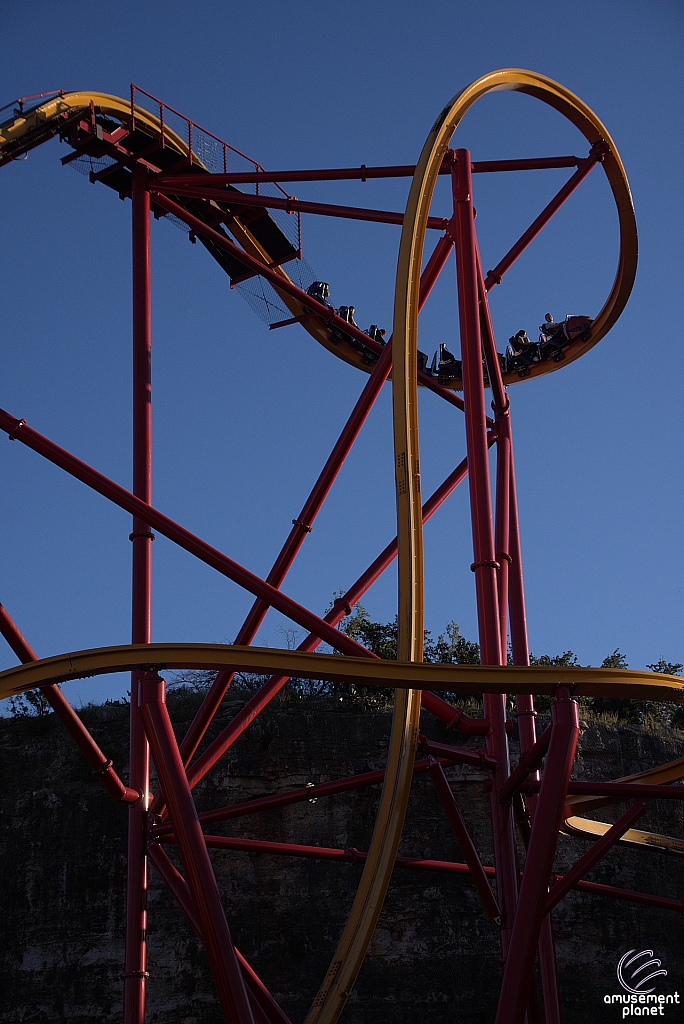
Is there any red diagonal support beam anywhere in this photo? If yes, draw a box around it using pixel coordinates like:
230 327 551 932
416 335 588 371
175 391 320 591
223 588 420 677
165 439 493 809
546 800 649 913
155 183 449 231
0 602 139 804
154 754 461 837
429 758 501 920
483 146 604 291
148 844 291 1024
177 233 455 770
174 448 484 800
418 736 495 768
138 672 254 1024
498 725 552 803
494 689 579 1024
0 408 377 662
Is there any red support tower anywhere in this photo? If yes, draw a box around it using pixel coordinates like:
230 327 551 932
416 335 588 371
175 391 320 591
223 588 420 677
1 70 682 1024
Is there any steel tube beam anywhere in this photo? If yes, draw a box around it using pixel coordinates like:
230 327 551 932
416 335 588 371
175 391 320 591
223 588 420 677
157 834 684 915
155 755 461 837
529 781 684 800
155 834 684 914
177 233 454 773
451 150 501 664
123 166 152 1024
546 800 649 913
0 603 139 803
429 758 502 919
484 148 602 291
418 736 495 769
156 184 449 231
0 409 379 663
495 689 579 1024
499 726 552 803
139 672 254 1024
163 833 483 875
148 845 291 1024
451 149 520 962
155 155 580 188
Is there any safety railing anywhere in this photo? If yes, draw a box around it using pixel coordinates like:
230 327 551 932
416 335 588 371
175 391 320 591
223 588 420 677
130 83 301 255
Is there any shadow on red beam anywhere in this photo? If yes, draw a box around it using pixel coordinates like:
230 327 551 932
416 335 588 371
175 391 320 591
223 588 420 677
0 602 140 805
154 185 449 231
156 835 684 914
557 875 684 914
155 755 466 836
524 782 684 800
154 155 581 188
160 833 479 876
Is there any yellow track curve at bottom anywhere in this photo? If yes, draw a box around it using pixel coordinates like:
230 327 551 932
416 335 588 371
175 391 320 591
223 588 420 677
2 646 683 874
2 643 683 704
562 755 684 855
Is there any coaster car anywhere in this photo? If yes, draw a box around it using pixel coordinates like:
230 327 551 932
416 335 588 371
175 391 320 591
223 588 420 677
539 315 592 362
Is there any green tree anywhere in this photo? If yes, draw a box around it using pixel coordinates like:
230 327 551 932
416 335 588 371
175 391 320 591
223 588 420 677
8 688 53 717
647 659 684 728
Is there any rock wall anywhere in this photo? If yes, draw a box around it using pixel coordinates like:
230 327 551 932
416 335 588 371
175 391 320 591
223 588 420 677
0 698 682 1023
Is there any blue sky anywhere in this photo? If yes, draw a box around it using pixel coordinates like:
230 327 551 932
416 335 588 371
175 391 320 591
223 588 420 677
0 0 682 709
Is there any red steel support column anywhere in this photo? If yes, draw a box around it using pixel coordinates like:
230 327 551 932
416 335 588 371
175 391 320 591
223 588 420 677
451 149 518 957
494 415 511 663
148 845 292 1024
495 689 580 1024
139 672 254 1024
506 445 562 1022
124 165 152 1024
450 151 501 665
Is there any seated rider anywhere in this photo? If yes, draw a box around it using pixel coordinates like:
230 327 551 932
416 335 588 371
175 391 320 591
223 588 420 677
539 312 564 340
509 329 533 354
539 313 566 358
507 329 536 364
365 324 386 344
306 281 332 307
439 343 457 366
337 305 358 327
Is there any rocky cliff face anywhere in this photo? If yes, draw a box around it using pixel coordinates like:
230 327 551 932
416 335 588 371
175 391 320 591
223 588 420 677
1 698 682 1023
